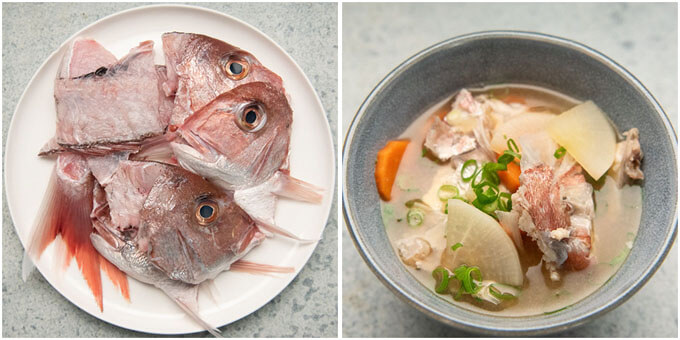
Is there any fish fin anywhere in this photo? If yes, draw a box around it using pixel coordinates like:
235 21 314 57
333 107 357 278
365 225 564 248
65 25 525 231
25 161 104 311
272 172 323 203
202 279 222 305
231 260 295 275
252 218 318 243
100 256 130 302
159 283 223 338
130 135 175 164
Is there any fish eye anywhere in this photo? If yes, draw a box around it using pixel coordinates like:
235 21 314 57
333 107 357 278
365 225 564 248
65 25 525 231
195 200 218 225
236 103 267 133
223 55 250 80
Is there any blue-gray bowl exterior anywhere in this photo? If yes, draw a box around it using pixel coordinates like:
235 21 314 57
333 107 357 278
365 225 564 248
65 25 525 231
343 31 677 335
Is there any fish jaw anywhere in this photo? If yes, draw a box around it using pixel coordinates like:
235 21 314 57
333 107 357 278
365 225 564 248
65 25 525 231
90 234 222 337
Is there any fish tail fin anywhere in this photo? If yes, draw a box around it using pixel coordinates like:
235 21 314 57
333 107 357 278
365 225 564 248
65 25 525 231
160 284 223 338
100 256 130 302
272 172 323 203
253 217 318 243
231 260 295 275
24 158 105 311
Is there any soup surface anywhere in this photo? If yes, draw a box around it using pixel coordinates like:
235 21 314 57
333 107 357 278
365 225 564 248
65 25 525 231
380 84 642 316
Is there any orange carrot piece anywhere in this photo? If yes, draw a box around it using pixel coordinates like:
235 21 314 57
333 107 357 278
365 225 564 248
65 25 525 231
502 95 526 105
497 153 521 193
375 139 410 201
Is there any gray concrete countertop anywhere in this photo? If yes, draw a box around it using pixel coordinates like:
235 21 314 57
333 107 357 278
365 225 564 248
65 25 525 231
2 3 337 337
342 3 677 337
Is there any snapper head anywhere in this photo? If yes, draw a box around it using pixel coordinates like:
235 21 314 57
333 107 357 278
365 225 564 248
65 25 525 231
162 32 284 125
137 165 265 284
171 81 293 190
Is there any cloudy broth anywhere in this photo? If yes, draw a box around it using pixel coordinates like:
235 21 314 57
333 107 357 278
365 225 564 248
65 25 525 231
380 84 642 316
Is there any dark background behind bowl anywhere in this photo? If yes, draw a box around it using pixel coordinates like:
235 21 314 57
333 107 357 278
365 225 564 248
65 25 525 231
343 3 677 337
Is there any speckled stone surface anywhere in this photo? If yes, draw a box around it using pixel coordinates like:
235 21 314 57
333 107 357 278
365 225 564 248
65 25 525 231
342 3 677 337
2 2 337 337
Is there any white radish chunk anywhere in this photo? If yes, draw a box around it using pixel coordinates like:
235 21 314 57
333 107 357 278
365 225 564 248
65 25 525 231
547 101 617 179
441 199 523 286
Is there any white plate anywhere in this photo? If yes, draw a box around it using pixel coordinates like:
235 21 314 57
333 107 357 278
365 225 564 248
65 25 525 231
4 4 334 335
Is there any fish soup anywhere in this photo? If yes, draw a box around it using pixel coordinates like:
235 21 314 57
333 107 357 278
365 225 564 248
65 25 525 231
376 84 644 316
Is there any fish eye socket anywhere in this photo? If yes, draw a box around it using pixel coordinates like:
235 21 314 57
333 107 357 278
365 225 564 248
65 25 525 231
223 55 250 80
236 104 267 133
195 200 218 225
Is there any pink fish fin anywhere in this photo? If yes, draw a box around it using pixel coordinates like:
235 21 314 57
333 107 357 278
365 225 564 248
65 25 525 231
272 172 323 203
252 217 318 243
159 283 223 338
100 256 130 302
130 134 175 164
231 260 295 275
23 163 104 311
201 279 222 305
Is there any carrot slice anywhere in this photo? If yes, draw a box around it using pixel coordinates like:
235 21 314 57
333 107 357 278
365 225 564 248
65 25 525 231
375 139 410 201
497 153 521 193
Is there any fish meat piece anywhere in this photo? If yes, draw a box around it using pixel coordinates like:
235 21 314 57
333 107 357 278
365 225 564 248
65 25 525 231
610 128 644 186
60 38 117 78
42 40 169 155
171 82 321 205
103 161 165 231
22 154 129 311
424 117 477 161
161 32 284 125
511 133 595 279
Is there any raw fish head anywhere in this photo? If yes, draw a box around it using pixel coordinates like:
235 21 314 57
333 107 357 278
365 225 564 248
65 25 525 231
171 81 292 190
137 165 264 284
162 32 284 125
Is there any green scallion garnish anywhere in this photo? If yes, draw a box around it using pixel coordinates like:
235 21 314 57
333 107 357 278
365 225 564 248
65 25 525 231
432 267 450 294
437 185 459 201
488 284 518 300
461 160 479 182
406 208 425 227
554 146 566 159
451 242 463 251
453 265 483 294
507 138 520 156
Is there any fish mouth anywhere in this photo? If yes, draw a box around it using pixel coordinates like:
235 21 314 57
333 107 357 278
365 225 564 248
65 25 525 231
174 127 218 162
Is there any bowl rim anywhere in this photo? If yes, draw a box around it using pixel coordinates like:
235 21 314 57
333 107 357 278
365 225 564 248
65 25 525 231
342 30 678 335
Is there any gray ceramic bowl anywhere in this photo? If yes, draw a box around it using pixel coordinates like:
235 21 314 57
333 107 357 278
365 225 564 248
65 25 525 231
343 31 677 335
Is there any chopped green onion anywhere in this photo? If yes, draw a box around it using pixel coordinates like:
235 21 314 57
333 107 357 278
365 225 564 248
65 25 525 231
405 199 430 210
483 162 507 172
453 265 483 294
488 284 518 300
461 160 479 182
497 152 515 165
507 138 520 155
451 242 463 251
406 208 425 227
421 147 427 157
472 198 499 217
474 182 500 204
497 192 512 212
437 185 459 201
554 146 566 159
432 267 450 294
544 306 569 315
